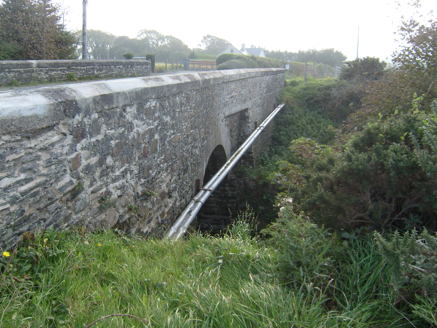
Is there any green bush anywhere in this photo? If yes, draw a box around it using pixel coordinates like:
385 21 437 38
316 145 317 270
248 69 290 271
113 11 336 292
271 107 337 153
123 53 134 59
66 73 76 81
273 107 437 231
216 53 243 66
188 50 198 59
216 59 252 70
216 53 284 70
340 57 387 81
8 79 19 86
280 78 364 124
241 79 360 228
262 203 339 289
375 229 437 326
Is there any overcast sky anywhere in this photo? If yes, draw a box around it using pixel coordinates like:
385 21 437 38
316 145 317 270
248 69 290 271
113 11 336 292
58 0 435 62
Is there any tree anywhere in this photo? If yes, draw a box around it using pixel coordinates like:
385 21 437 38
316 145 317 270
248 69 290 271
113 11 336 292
156 35 189 62
109 36 143 59
0 0 77 59
0 0 32 59
317 48 347 66
340 57 387 81
265 50 297 61
86 29 115 59
296 48 346 65
137 29 165 53
296 49 318 63
199 34 231 55
359 4 437 119
393 15 437 95
54 30 79 59
137 29 189 62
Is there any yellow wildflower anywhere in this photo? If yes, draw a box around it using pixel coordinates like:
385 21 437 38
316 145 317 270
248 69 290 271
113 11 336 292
2 251 10 258
97 243 101 247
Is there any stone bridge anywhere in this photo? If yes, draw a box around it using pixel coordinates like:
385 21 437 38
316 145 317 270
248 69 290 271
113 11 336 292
0 68 285 247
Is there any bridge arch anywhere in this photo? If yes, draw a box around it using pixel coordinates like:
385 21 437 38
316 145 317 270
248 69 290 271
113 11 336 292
196 144 238 233
203 145 227 185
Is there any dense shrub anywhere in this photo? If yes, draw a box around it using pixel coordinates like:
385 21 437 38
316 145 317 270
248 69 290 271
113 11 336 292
216 53 240 66
272 107 337 152
188 50 198 59
281 78 364 124
243 78 366 228
262 202 339 289
375 229 437 326
340 57 387 81
216 53 284 70
346 15 437 129
216 59 252 70
285 62 335 79
272 106 437 231
263 204 414 326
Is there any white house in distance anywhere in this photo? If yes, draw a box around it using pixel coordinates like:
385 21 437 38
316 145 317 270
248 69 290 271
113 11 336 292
217 45 242 56
218 44 266 57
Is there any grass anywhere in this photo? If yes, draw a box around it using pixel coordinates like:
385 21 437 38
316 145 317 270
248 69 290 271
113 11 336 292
0 213 429 327
1 221 281 327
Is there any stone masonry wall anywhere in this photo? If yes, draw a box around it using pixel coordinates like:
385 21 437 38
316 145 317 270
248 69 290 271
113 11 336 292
0 68 284 248
0 60 151 85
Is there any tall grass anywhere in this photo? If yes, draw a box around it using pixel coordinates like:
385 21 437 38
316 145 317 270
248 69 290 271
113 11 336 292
0 215 429 327
1 221 331 327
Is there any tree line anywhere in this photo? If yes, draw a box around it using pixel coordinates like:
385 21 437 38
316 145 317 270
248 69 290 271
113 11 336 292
0 0 348 66
266 48 347 66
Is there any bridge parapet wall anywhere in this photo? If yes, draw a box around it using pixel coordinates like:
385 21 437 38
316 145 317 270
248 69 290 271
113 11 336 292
0 59 151 85
0 68 284 248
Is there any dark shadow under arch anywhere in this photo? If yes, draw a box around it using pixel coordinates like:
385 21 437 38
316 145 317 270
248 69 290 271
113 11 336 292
197 145 237 234
203 145 227 185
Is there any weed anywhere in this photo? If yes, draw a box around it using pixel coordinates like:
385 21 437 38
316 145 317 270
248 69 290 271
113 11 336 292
140 190 158 199
98 195 114 209
127 205 138 214
66 73 77 81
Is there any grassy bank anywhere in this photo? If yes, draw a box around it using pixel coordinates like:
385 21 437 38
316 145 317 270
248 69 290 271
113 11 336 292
1 212 431 327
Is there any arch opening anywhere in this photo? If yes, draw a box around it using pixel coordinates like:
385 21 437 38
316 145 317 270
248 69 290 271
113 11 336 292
203 145 227 185
196 145 237 234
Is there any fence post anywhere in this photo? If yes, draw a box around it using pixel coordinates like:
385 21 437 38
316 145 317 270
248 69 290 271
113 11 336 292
165 59 167 71
304 62 308 83
184 58 189 70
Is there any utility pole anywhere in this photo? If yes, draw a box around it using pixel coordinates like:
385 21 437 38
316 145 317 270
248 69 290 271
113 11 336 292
82 0 88 60
356 26 360 59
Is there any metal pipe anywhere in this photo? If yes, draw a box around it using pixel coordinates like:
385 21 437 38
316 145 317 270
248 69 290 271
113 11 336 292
167 103 285 239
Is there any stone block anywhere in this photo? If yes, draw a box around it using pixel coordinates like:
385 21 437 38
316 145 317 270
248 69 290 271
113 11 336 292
71 153 81 171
